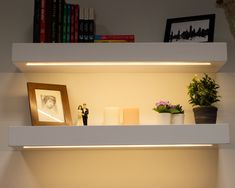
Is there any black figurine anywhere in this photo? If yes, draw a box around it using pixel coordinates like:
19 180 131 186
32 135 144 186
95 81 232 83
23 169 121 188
82 103 89 125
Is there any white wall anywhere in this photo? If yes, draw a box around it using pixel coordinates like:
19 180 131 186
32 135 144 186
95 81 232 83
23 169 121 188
217 73 235 188
0 0 235 188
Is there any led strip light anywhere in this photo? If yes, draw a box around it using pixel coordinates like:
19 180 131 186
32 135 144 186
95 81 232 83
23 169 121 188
26 62 212 66
22 144 213 149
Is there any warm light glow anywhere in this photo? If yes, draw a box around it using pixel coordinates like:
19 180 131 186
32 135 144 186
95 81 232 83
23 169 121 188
26 62 212 66
22 144 213 149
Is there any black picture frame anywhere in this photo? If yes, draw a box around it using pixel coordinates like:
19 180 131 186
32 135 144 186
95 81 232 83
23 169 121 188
164 14 215 42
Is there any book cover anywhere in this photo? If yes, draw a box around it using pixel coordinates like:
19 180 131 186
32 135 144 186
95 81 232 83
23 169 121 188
78 7 84 42
39 0 46 42
70 5 75 43
51 0 57 43
88 8 95 42
45 0 53 42
56 0 65 42
62 3 67 42
95 35 135 41
66 4 71 42
83 8 89 42
74 5 79 42
94 39 134 43
33 0 40 43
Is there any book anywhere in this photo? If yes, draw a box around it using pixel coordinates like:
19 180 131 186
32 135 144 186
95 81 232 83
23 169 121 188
51 0 57 43
83 8 89 42
66 4 71 42
62 3 67 42
88 8 95 42
78 8 84 42
74 5 79 42
95 34 135 41
39 0 46 42
94 39 134 43
56 0 64 43
70 5 75 43
45 0 53 42
33 0 40 43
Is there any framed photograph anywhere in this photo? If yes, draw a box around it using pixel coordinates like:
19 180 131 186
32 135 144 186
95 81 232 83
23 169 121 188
27 82 72 126
164 14 215 42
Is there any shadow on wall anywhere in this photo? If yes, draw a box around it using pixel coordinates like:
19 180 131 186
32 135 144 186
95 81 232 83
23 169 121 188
0 74 31 125
216 0 235 39
0 96 30 125
1 148 218 188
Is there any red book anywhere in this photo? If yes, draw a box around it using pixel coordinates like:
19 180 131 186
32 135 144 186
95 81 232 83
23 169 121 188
40 0 46 42
74 5 79 42
95 35 135 41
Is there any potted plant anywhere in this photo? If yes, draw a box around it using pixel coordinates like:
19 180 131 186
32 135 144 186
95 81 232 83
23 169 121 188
153 100 171 124
187 74 220 124
170 104 184 124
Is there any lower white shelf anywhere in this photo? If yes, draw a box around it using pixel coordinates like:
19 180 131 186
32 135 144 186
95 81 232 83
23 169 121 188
8 124 229 149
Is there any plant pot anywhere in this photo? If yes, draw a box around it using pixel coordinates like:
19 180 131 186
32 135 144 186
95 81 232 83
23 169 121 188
171 114 184 124
193 106 218 124
156 113 171 124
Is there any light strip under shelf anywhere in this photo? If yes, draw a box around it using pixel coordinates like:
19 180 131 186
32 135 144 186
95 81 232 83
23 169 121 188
22 144 214 149
26 62 212 66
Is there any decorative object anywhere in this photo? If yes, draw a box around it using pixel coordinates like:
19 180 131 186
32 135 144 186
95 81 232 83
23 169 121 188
103 107 121 125
123 107 139 125
153 100 171 124
155 113 172 124
187 74 220 124
170 104 185 124
76 105 83 126
164 14 215 42
217 0 235 39
82 103 89 125
27 82 72 126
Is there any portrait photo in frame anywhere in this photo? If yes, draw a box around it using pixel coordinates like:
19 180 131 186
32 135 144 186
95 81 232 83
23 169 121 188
164 14 215 42
27 82 72 126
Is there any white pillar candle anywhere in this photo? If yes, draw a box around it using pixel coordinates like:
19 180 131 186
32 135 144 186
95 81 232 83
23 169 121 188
103 107 121 125
123 107 139 125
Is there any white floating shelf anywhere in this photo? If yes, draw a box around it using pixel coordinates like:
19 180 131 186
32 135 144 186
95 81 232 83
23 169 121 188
12 43 227 73
9 124 229 149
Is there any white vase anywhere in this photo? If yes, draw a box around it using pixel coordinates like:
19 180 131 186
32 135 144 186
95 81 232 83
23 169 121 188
156 113 171 125
171 114 184 124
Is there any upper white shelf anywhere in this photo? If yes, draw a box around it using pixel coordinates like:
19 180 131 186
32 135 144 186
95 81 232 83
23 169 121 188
9 124 229 149
12 42 227 73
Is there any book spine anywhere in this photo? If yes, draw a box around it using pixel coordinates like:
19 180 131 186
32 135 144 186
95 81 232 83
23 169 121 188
70 5 75 43
94 39 134 43
62 3 67 42
74 5 79 43
83 8 89 42
45 0 53 42
66 4 71 42
78 8 84 42
56 0 64 43
88 8 95 43
33 0 40 43
95 35 135 41
51 0 57 43
40 0 46 42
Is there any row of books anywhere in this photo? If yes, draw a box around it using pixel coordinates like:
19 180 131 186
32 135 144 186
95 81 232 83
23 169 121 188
33 0 135 43
33 0 95 43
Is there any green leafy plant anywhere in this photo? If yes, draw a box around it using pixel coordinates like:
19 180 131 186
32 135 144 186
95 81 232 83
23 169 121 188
187 74 220 106
170 104 184 114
